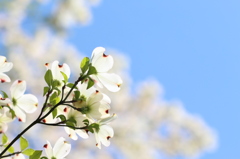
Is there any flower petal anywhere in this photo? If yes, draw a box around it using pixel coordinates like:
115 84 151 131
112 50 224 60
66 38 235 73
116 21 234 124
91 47 106 65
0 96 11 105
99 102 111 118
53 137 71 158
44 140 53 158
98 125 114 147
87 91 103 106
75 129 89 139
97 73 123 92
99 113 117 125
17 94 38 113
51 61 71 81
12 106 26 122
10 80 26 99
94 129 101 149
0 56 13 73
0 122 8 133
64 127 78 140
92 54 113 73
0 73 11 83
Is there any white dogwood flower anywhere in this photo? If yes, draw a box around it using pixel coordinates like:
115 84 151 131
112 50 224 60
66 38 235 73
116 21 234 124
90 47 122 92
63 107 89 140
0 56 13 83
8 80 38 122
43 137 71 159
73 90 110 120
94 113 117 149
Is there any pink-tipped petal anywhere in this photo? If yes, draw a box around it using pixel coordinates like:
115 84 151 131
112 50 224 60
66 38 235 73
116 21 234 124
44 141 53 157
0 60 13 73
91 47 106 65
10 80 26 99
53 137 71 158
92 54 113 73
64 127 78 140
87 91 103 106
12 106 26 122
0 73 11 83
97 73 123 92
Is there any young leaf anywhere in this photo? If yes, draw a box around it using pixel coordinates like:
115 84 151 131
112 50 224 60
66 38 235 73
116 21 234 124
30 150 42 159
40 157 48 159
4 145 14 153
74 91 80 100
2 133 8 145
80 57 90 74
87 65 97 75
57 114 66 122
52 80 61 88
22 148 35 156
43 87 49 96
87 77 95 89
1 91 8 98
61 71 68 84
83 119 89 126
52 108 58 119
44 70 53 86
66 83 77 89
20 136 29 151
50 92 58 103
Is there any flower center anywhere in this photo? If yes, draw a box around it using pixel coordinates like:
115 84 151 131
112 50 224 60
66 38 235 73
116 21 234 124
80 106 91 114
12 98 17 106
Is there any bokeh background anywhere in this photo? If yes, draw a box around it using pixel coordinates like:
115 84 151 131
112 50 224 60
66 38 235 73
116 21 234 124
1 0 239 159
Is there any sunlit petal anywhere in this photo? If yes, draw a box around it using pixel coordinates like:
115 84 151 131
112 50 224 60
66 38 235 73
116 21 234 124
17 94 38 113
0 73 11 83
97 73 122 92
10 80 26 99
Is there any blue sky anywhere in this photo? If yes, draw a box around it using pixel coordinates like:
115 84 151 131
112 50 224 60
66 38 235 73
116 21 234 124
68 1 240 158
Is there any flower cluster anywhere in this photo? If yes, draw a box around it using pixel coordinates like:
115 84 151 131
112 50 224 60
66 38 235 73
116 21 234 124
0 47 122 158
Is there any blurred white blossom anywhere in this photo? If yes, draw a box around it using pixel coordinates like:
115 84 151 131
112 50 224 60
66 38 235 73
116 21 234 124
0 0 217 158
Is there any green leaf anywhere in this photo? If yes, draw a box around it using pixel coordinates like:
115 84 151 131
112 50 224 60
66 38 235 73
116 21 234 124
87 123 100 133
87 65 97 75
49 92 60 105
52 80 61 88
9 108 16 119
43 87 49 96
83 119 89 126
20 136 29 151
61 71 68 84
1 91 8 98
4 145 14 153
66 121 75 129
52 108 58 119
57 114 66 121
87 78 95 89
53 87 61 96
66 83 77 89
44 70 53 86
30 150 42 159
74 91 80 100
22 148 35 156
2 133 8 145
80 57 90 74
40 157 48 159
